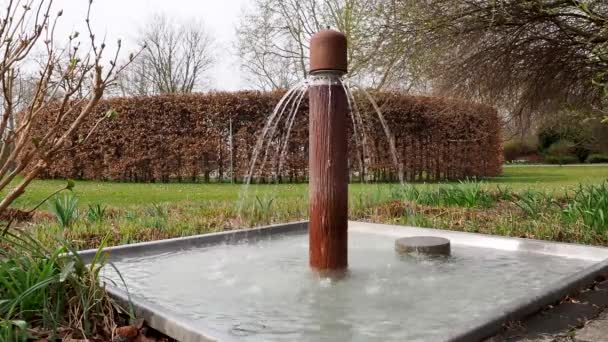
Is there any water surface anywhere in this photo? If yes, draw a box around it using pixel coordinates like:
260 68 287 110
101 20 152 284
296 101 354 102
106 232 592 341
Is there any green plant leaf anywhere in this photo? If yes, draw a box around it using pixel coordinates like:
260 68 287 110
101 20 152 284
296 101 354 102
105 108 118 119
59 260 75 282
10 320 27 330
48 193 79 228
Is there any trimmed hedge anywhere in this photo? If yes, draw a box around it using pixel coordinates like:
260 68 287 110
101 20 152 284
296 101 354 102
587 154 608 164
29 91 502 182
544 155 579 165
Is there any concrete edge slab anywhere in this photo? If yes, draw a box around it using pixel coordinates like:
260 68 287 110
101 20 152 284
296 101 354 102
349 221 608 261
106 286 237 342
80 221 608 342
447 258 608 342
490 280 608 340
80 221 308 264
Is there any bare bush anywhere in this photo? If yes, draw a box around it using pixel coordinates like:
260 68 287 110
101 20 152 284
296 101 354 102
0 0 138 215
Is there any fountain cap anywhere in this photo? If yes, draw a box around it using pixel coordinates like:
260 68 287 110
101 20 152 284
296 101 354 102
309 29 348 74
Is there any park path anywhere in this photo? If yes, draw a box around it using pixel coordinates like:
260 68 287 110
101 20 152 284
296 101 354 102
487 279 608 342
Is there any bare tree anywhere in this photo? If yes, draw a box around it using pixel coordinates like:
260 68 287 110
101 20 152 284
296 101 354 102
236 5 300 90
0 0 138 215
120 13 214 95
389 0 608 125
236 0 421 90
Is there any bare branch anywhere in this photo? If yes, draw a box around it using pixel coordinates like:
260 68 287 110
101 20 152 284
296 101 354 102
0 0 139 215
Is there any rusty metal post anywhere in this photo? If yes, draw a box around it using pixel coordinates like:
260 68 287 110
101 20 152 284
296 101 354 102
308 30 349 271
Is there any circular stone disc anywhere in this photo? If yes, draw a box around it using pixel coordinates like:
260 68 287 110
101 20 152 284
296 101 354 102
395 236 451 256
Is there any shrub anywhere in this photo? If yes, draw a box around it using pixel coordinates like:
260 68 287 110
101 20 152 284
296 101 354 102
503 140 537 162
537 111 594 162
544 155 579 165
544 140 579 164
29 91 502 183
546 140 575 156
586 154 608 164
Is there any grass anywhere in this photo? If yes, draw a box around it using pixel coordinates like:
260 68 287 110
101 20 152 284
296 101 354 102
393 180 495 208
1 165 607 250
496 165 608 189
562 182 608 232
0 231 126 340
6 165 607 208
3 165 605 340
47 194 79 228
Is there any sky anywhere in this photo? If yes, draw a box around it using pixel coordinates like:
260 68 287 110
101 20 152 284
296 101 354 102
53 0 251 90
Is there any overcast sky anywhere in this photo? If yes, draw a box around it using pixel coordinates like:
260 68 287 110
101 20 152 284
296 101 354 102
53 0 251 90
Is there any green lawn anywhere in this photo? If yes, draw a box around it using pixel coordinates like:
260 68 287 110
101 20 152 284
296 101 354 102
6 165 607 210
4 165 607 250
495 165 608 189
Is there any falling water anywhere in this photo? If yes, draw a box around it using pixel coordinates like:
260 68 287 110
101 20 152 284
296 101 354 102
238 81 309 213
349 82 405 183
341 80 369 182
276 88 308 176
245 81 308 185
238 76 405 214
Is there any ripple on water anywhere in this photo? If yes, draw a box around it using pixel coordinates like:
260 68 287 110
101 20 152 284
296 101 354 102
104 231 593 342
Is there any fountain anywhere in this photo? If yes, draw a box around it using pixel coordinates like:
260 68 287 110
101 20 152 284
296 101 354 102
308 30 349 271
307 30 445 270
85 30 608 342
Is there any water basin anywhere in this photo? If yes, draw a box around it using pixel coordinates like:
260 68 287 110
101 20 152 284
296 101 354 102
97 222 608 341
